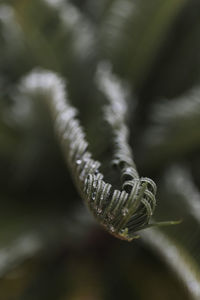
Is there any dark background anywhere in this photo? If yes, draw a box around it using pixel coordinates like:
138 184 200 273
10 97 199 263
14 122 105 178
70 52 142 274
0 0 200 299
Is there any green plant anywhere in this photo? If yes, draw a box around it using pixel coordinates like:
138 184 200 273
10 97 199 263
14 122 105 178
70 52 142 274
1 0 200 299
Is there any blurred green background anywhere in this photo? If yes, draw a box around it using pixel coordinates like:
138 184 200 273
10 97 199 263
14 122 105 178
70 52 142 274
1 0 200 299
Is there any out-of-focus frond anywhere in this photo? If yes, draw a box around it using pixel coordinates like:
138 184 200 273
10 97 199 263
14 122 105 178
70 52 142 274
99 0 187 88
142 228 200 300
157 166 200 263
139 87 200 170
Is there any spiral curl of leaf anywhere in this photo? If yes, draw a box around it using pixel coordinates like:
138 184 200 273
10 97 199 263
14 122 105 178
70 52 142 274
21 68 159 241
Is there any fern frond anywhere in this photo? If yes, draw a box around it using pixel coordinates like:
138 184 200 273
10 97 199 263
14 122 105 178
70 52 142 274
142 228 200 299
161 165 200 257
141 87 200 169
20 67 172 241
100 0 187 87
